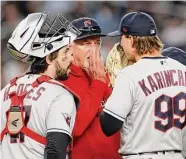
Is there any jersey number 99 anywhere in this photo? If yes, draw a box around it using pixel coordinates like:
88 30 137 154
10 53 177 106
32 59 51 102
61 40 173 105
155 92 186 132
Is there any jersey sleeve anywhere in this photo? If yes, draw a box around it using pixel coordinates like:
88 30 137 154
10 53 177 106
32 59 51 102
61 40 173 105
103 72 136 122
46 93 76 138
183 128 186 157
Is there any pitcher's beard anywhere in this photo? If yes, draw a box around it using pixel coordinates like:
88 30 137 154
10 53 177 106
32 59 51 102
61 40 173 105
54 62 71 81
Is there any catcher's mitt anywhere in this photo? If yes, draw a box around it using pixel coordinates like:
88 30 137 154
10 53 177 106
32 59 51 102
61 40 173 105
106 43 134 87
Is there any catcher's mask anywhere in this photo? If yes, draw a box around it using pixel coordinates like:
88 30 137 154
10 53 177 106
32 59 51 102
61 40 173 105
7 12 81 63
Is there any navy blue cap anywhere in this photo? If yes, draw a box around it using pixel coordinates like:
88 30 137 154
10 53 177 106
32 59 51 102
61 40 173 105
71 17 106 40
162 47 186 66
109 11 157 37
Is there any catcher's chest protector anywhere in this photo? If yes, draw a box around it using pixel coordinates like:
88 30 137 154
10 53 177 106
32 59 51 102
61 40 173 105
0 75 79 145
0 75 52 145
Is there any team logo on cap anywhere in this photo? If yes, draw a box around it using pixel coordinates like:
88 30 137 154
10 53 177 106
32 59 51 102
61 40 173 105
123 27 127 32
84 20 91 27
150 29 155 34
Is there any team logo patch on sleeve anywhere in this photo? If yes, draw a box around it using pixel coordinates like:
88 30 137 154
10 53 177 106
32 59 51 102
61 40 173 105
84 20 91 27
61 113 71 127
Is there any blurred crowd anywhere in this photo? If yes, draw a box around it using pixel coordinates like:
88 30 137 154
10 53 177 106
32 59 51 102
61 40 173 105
1 1 186 88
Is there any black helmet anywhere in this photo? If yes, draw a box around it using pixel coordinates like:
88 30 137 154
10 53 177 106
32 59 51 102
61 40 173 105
162 47 186 66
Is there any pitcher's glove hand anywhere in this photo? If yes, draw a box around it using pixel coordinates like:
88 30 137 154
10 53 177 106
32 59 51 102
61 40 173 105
106 43 134 87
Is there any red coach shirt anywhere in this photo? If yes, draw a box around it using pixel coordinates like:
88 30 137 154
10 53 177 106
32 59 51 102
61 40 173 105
60 64 121 159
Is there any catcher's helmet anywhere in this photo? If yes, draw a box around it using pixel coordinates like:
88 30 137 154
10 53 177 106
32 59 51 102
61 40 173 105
7 12 81 63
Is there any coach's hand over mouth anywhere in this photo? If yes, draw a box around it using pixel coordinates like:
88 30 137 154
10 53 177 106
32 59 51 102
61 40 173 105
89 47 108 84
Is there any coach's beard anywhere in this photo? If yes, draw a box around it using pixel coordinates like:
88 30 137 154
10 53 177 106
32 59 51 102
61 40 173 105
54 62 71 81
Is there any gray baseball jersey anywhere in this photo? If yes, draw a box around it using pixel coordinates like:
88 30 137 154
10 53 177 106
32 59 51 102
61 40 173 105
183 127 186 157
0 74 76 159
104 57 186 155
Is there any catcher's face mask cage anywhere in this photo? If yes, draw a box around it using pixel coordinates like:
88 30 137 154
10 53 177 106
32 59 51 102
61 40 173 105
7 12 81 63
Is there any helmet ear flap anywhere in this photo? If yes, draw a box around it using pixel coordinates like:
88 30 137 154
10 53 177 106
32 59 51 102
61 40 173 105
7 43 33 63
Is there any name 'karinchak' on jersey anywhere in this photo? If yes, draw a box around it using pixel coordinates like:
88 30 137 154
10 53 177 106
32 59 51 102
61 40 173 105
138 69 186 96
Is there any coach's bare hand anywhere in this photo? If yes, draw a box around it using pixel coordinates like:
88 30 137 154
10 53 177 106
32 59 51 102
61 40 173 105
89 48 107 83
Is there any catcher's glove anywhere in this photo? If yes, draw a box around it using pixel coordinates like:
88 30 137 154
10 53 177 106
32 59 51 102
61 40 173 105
106 43 134 87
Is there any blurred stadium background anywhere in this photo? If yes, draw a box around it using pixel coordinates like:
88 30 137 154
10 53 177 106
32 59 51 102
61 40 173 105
1 1 186 88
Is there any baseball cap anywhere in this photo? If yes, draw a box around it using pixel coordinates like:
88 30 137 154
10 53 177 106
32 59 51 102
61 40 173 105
108 11 157 37
71 17 106 40
162 47 186 66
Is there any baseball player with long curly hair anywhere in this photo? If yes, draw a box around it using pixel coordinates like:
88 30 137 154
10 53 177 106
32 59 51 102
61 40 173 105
100 11 186 159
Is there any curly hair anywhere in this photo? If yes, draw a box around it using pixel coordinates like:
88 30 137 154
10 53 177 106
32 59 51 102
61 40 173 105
126 35 164 56
30 51 59 74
